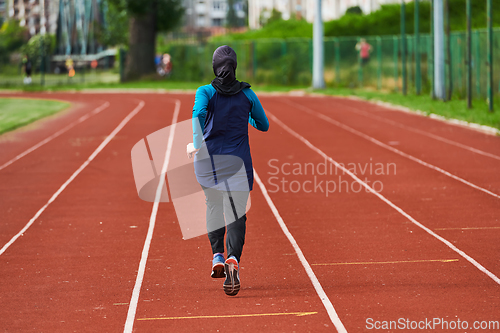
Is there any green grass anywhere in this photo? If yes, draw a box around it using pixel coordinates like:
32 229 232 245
0 98 70 134
318 87 500 131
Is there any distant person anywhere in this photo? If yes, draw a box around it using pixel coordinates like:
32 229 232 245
23 56 32 84
187 45 269 296
162 53 172 77
65 56 75 78
155 54 162 67
155 54 164 76
355 38 372 65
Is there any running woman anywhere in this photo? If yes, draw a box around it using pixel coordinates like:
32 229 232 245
187 45 269 296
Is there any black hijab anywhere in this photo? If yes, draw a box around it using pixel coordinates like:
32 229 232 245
211 45 250 95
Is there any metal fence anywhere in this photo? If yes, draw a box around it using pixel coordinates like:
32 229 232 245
163 27 500 99
0 50 119 88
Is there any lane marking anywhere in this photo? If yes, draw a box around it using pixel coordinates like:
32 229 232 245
435 227 500 231
267 112 500 286
0 101 110 171
284 100 500 200
328 99 500 161
114 303 129 306
0 100 144 256
137 311 318 321
254 170 348 333
123 99 181 333
313 259 459 266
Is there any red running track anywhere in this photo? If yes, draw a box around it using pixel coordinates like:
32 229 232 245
0 92 499 332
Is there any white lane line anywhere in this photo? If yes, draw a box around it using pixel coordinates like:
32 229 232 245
123 99 181 333
328 99 500 161
0 100 145 256
268 112 500 286
0 101 110 172
284 101 500 200
254 170 348 333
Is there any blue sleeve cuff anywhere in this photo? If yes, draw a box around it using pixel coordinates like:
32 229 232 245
243 88 269 132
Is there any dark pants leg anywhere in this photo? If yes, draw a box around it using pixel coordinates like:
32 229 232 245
204 186 225 254
203 186 248 262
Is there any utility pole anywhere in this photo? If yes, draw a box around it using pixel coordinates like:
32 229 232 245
312 0 325 89
433 0 446 100
430 0 435 99
401 0 407 95
466 0 472 108
487 0 494 112
415 0 421 95
445 0 452 101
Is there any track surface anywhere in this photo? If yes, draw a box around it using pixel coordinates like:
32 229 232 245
0 92 499 332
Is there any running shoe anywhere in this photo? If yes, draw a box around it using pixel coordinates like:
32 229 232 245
223 256 240 296
211 253 225 279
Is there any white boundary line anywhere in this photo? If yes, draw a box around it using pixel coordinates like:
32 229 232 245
254 170 348 333
0 101 111 172
283 101 500 200
326 99 500 161
0 100 145 256
123 99 181 333
267 112 500 286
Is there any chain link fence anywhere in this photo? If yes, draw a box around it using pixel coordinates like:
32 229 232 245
0 50 119 88
162 28 500 99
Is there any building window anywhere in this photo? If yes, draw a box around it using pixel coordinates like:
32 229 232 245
212 18 222 26
197 16 205 26
213 0 224 11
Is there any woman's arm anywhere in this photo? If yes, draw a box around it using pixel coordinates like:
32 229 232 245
192 85 212 149
243 88 269 132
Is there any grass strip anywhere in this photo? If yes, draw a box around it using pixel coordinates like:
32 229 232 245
0 98 70 135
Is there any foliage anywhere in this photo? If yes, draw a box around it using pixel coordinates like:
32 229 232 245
345 6 363 15
97 0 129 47
226 0 239 28
108 0 184 33
21 34 56 68
219 0 500 42
324 3 432 37
325 0 500 37
0 20 28 63
216 17 312 41
265 9 283 26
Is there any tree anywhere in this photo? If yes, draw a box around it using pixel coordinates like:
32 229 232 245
109 0 184 80
267 9 282 25
0 20 28 64
22 34 56 69
259 8 282 27
97 0 129 47
226 0 239 28
345 6 363 15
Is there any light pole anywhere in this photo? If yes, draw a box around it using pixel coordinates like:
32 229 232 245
433 0 446 100
312 0 325 89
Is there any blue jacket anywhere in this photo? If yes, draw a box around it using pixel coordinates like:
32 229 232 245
192 84 269 191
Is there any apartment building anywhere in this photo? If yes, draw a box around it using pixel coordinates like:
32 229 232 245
184 0 246 30
6 0 59 35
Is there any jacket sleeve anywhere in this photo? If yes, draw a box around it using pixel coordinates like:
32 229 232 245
243 88 269 132
192 86 211 149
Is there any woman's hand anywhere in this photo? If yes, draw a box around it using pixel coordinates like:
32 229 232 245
187 143 199 159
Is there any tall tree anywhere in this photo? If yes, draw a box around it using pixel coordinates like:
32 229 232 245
109 0 184 80
226 0 239 28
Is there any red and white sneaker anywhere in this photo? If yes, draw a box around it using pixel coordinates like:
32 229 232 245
223 256 240 296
